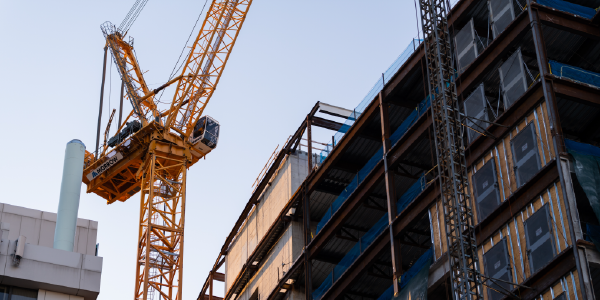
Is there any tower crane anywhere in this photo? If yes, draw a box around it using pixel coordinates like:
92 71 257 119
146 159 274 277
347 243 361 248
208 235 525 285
82 1 253 299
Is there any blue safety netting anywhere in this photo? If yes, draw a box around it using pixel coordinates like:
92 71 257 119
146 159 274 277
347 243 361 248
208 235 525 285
549 60 600 88
318 39 423 164
312 179 426 300
537 0 597 19
316 96 431 235
376 248 433 300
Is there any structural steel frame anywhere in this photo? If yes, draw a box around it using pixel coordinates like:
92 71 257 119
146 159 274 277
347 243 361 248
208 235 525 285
197 0 600 298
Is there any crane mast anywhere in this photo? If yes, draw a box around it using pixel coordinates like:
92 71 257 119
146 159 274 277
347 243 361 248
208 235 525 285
418 0 484 299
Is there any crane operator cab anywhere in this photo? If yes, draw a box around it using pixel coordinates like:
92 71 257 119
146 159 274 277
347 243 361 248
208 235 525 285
189 115 220 155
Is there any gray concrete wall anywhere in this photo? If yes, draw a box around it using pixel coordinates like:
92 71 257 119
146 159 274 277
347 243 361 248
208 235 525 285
235 221 304 300
0 203 97 256
225 151 309 297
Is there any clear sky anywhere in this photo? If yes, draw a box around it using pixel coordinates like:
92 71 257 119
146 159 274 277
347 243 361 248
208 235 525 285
0 1 421 299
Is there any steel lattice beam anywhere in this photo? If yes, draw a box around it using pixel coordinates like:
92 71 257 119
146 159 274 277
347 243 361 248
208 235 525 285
418 0 483 299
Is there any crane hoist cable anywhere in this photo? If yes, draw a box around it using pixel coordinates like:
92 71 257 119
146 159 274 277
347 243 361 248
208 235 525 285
157 0 211 104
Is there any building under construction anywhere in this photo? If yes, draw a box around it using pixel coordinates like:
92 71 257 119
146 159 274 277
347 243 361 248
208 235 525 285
196 0 600 299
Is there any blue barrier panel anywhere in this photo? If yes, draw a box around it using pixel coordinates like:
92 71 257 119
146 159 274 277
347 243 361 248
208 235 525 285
313 179 426 300
550 60 600 88
376 249 434 300
316 97 430 235
537 0 596 19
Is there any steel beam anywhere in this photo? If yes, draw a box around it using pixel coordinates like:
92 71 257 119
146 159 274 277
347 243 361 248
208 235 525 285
535 4 600 39
552 77 600 106
379 92 402 294
321 181 439 300
312 116 345 131
307 111 432 259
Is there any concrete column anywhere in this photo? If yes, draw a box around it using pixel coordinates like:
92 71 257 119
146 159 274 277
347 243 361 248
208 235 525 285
54 139 86 252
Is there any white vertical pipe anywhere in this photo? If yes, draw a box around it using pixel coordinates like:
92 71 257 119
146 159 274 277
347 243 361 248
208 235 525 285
54 139 85 251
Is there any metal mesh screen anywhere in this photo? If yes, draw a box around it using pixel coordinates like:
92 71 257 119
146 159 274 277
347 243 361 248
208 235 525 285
455 19 478 73
464 84 488 144
489 0 515 38
483 239 513 300
473 159 501 222
510 122 541 187
524 204 556 274
500 49 527 109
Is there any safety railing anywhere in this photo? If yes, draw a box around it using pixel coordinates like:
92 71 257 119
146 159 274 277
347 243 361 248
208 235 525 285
318 39 423 164
550 60 600 89
312 177 427 300
536 0 597 19
315 96 430 235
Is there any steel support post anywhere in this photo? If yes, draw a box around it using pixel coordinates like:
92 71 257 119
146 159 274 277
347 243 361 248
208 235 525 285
209 272 213 300
418 0 483 299
134 143 187 300
307 116 313 172
96 46 108 159
118 80 125 130
379 93 403 294
526 3 589 298
303 184 313 300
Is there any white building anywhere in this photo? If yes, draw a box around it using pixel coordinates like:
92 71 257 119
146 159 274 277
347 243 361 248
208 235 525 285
0 202 102 300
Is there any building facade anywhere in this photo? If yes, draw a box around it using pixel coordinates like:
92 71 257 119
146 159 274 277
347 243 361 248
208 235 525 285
0 203 102 300
198 0 600 299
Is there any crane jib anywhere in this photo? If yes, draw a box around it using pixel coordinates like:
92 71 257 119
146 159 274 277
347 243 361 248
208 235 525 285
178 0 240 132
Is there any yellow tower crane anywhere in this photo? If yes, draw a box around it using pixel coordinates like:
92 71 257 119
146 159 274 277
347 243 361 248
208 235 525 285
82 1 253 299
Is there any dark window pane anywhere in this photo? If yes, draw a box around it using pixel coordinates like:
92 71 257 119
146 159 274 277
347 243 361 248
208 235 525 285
193 117 207 139
525 204 556 273
11 287 37 300
206 117 219 137
511 123 541 187
553 292 566 300
484 239 513 300
473 160 501 222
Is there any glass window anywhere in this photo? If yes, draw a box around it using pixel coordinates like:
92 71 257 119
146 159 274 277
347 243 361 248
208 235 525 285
483 239 513 300
205 117 219 137
473 160 502 222
193 117 207 139
510 123 541 187
10 287 37 300
0 286 8 300
524 204 556 273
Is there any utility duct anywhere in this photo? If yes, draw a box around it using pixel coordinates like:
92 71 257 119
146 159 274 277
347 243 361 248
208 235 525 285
54 139 86 252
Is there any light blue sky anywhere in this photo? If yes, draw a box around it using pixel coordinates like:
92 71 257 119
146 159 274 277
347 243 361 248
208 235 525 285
0 1 420 299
